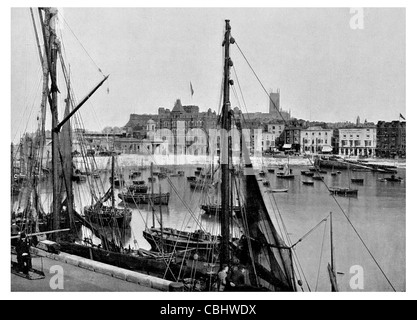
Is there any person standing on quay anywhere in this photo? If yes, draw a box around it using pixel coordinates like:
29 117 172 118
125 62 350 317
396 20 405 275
217 264 229 292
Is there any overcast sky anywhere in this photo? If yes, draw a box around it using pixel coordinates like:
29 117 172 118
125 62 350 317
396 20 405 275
11 7 405 140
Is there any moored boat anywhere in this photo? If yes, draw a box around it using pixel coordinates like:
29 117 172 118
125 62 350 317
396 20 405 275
84 204 131 228
118 192 170 205
312 176 324 181
302 181 314 186
384 175 403 182
301 171 314 177
267 189 289 193
329 187 358 197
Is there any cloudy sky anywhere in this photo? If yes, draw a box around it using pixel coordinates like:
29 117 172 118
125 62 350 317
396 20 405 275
11 7 405 141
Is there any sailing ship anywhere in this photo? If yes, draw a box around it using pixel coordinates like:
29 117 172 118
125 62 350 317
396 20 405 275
277 156 295 179
84 156 132 228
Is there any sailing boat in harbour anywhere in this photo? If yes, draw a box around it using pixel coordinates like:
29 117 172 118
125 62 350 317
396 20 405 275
84 155 132 228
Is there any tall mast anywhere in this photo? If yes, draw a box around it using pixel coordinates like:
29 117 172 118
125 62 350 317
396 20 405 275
328 211 339 292
40 8 61 238
111 155 115 208
151 162 155 228
330 212 335 272
159 184 163 251
10 143 14 188
31 8 49 181
220 20 233 267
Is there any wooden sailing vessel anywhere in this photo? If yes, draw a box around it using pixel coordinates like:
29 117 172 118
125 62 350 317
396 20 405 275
84 156 132 228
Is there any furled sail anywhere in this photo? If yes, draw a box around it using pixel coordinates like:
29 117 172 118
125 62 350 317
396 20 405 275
239 133 296 291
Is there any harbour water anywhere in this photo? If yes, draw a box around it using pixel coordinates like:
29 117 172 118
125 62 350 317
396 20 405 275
14 155 405 292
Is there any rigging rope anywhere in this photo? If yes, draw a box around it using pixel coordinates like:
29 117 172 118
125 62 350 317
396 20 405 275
234 41 289 125
58 11 106 78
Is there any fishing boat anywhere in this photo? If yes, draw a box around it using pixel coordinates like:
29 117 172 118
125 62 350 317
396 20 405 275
127 184 148 193
277 173 295 180
84 156 133 228
170 171 185 178
276 158 295 179
143 227 220 259
312 175 324 181
118 192 170 205
302 181 314 186
128 171 141 179
301 171 314 177
351 178 364 184
329 187 358 197
132 180 146 185
385 175 404 182
267 189 289 193
84 204 131 228
157 172 168 179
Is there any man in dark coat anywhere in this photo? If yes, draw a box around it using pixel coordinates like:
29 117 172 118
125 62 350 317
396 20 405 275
16 232 32 275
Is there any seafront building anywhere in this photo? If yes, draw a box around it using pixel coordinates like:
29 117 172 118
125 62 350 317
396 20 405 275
300 126 334 154
376 121 406 158
338 126 377 157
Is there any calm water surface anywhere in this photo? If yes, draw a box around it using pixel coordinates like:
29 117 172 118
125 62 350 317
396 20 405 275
19 160 405 292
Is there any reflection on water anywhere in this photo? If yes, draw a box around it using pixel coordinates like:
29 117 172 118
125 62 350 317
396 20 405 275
15 162 405 292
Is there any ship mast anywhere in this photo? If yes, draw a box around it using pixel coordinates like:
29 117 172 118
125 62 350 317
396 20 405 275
39 8 61 238
220 20 233 267
328 212 339 292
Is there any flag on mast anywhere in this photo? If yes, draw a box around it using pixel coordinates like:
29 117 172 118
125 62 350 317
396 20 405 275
400 113 406 121
190 82 194 97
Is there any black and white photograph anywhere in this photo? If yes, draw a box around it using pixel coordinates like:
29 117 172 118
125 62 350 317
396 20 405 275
4 2 413 300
